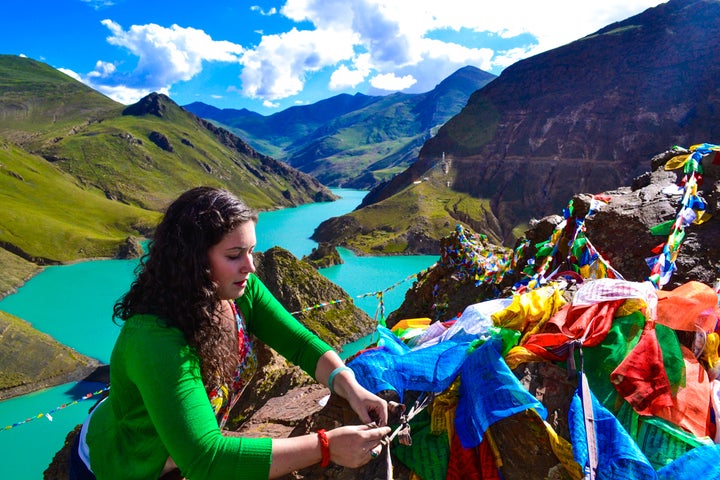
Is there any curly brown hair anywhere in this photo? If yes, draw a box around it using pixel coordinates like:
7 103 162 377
113 186 258 388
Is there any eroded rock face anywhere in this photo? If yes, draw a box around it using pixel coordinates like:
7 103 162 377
115 236 144 260
507 147 720 291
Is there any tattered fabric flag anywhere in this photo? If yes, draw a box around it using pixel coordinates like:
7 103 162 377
610 322 674 416
664 153 691 170
650 220 674 237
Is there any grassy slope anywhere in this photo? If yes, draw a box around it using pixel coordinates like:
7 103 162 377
0 55 122 146
0 249 41 300
33 100 322 212
0 141 160 262
342 167 501 253
287 97 427 183
0 55 333 272
0 310 99 396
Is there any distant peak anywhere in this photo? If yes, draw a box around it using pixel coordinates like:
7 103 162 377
122 92 178 117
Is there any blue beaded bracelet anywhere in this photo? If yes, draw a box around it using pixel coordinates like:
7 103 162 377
328 366 354 394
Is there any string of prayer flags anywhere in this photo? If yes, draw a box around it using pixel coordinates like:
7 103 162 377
290 263 438 325
442 225 514 287
518 195 619 291
647 143 718 289
2 386 110 432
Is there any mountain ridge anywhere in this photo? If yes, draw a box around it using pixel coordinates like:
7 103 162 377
184 65 496 188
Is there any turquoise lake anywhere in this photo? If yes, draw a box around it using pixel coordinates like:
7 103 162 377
0 189 438 479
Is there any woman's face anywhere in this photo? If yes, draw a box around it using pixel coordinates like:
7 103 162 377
208 221 257 300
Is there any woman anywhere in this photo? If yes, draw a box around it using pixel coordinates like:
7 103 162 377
70 186 390 479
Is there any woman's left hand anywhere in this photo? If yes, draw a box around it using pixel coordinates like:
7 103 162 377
333 371 388 426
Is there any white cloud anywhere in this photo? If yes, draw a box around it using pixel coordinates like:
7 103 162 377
238 27 356 100
491 47 534 70
55 20 247 105
269 0 664 98
250 5 278 15
100 20 244 88
329 53 372 89
86 60 116 78
57 67 82 82
60 67 160 104
68 0 665 106
369 73 417 91
329 65 366 90
70 20 244 104
98 84 169 105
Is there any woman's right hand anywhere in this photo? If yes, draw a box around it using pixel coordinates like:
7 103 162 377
269 422 392 477
326 424 391 468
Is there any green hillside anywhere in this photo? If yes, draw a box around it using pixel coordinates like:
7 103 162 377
0 140 160 262
312 163 503 254
0 55 335 294
0 310 100 397
0 54 122 147
287 94 430 186
0 248 41 300
186 66 495 188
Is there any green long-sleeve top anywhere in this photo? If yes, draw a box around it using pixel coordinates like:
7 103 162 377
86 274 332 479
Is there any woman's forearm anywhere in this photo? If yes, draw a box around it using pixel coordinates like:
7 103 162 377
268 434 323 478
314 350 348 390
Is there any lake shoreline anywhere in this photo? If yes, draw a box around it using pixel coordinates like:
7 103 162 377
0 364 109 402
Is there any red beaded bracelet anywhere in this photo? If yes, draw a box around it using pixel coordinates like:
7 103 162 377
317 429 330 467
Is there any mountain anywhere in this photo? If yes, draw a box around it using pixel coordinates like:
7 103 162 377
314 0 720 252
184 66 496 188
185 93 379 160
0 54 335 286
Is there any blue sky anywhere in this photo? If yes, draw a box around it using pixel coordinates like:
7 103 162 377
3 0 666 114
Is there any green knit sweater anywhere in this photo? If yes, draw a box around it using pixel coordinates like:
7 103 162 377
86 274 332 479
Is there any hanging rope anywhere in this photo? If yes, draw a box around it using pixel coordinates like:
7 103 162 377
289 263 438 321
646 143 717 289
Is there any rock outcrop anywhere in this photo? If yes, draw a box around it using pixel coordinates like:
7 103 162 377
303 242 344 269
0 311 103 401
